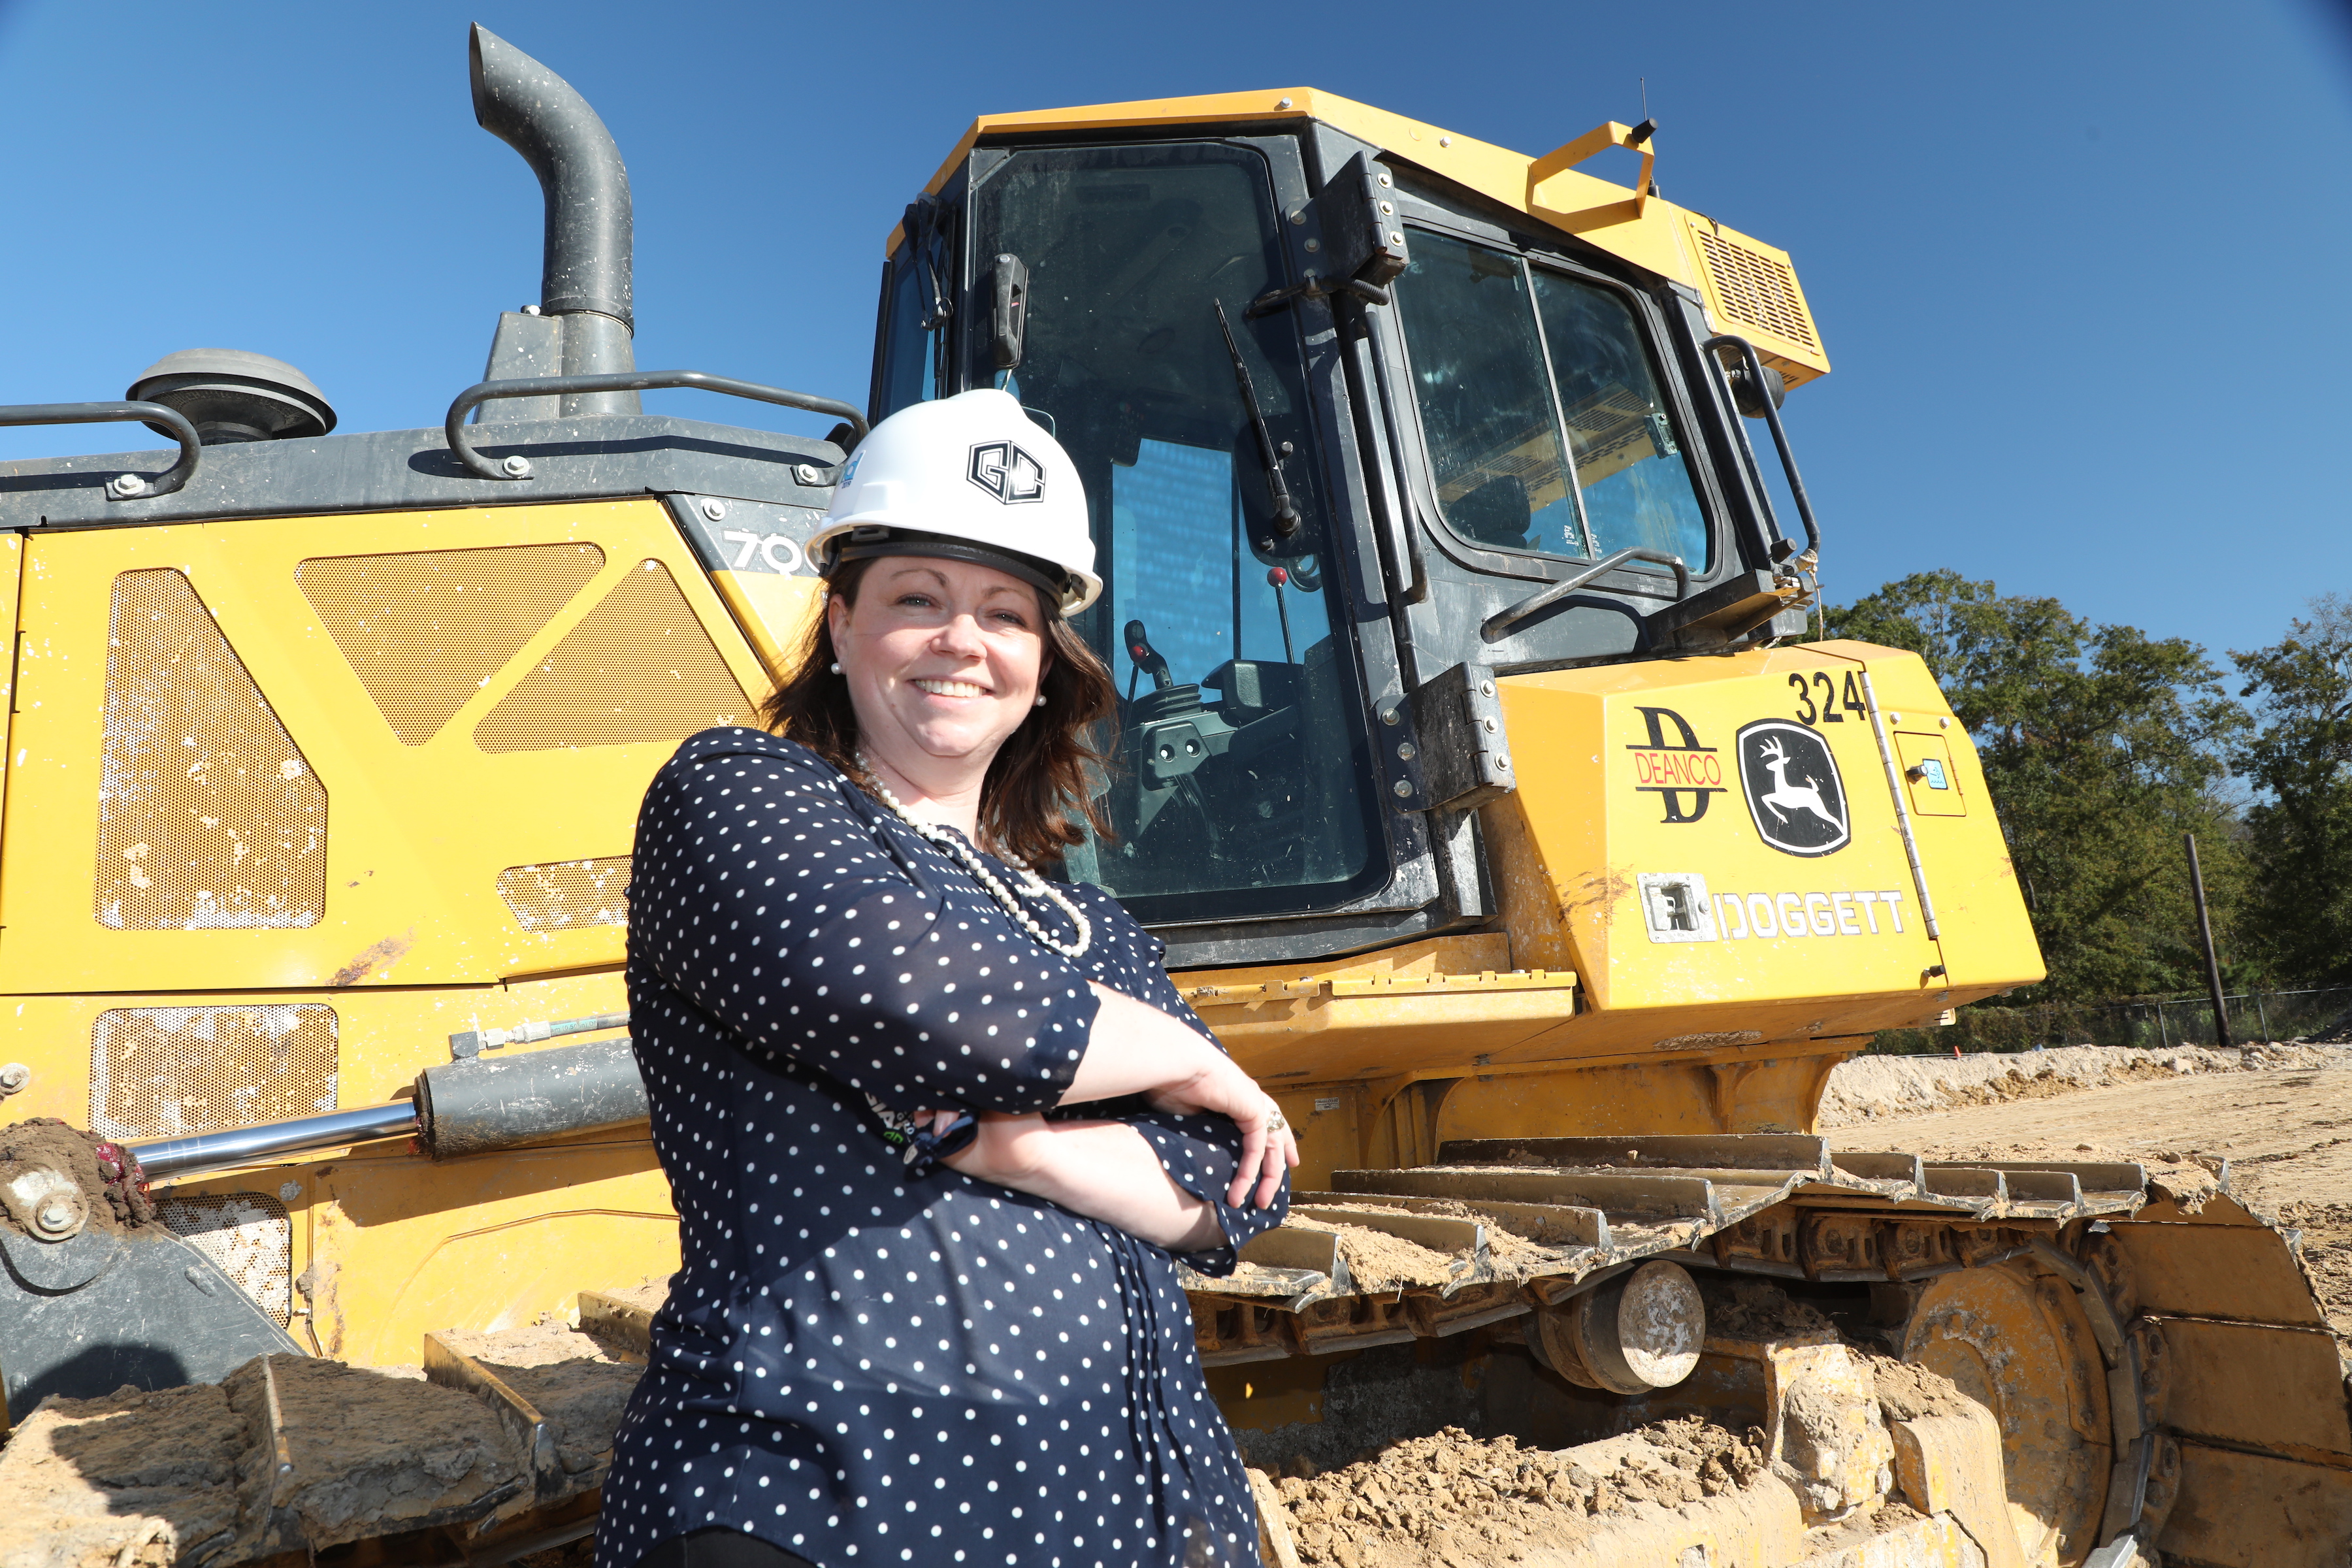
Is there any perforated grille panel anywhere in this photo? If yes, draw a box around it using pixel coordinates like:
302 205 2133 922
1693 228 1820 351
96 569 327 929
90 1004 338 1140
474 559 751 753
497 856 632 931
296 544 608 745
155 1191 293 1326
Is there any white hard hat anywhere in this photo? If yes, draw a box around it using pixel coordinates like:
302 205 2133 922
808 388 1101 615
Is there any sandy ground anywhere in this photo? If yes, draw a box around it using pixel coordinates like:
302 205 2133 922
1254 1416 1771 1568
1823 1054 2352 1351
1816 1041 2352 1127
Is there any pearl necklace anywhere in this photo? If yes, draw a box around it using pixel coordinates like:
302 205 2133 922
855 752 1092 959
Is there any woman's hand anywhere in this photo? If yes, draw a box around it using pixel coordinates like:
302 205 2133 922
1143 1052 1299 1210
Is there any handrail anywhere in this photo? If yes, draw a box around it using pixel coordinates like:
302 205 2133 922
1481 546 1688 642
0 400 203 499
444 369 868 481
1703 334 1821 561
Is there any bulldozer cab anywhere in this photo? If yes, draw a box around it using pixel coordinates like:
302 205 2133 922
873 98 1825 966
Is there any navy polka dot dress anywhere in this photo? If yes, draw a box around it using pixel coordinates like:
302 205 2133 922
596 729 1287 1568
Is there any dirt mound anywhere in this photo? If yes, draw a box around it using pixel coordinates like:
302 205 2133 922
1817 1043 2352 1127
431 1322 638 1479
232 1356 516 1548
1869 1356 1979 1424
0 1322 643 1567
1292 1201 1566 1286
433 1319 613 1369
1258 1418 1767 1567
0 1380 245 1568
1286 1216 1457 1292
2272 1200 2352 1350
1703 1278 1835 1341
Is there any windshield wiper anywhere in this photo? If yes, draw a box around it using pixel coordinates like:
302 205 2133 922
1213 299 1302 542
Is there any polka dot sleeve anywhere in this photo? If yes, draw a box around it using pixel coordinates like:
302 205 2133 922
1125 1109 1290 1276
630 728 1100 1115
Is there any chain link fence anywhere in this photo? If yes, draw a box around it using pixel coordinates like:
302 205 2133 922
1867 986 2352 1056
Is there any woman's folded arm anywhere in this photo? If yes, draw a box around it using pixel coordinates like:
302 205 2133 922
1063 983 1297 1207
940 1113 1224 1252
632 747 1098 1113
935 1098 1290 1262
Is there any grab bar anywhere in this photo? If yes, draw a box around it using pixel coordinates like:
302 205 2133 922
445 369 868 481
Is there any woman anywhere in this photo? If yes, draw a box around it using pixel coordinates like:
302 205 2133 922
597 388 1299 1568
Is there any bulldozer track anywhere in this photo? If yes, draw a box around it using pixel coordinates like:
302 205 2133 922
1181 1133 2162 1364
1184 1129 2352 1565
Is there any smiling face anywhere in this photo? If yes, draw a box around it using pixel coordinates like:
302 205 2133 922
828 555 1051 794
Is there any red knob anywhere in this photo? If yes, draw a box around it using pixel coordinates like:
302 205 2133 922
1267 566 1288 587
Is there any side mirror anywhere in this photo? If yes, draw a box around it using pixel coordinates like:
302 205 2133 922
1726 356 1786 419
991 253 1029 371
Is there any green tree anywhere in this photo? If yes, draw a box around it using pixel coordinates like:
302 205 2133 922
2230 595 2352 985
1828 571 2247 1002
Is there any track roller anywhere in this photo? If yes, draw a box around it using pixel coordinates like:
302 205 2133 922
1527 1259 1707 1395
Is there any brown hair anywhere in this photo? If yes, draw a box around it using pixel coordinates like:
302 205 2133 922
758 556 1117 867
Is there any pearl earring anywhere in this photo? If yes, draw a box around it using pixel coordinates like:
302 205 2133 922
1034 694 1047 708
830 661 842 674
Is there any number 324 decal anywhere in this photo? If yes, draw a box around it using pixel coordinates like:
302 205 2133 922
1789 670 1867 727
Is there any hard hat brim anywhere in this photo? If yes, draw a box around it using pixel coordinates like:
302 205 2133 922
808 520 1102 615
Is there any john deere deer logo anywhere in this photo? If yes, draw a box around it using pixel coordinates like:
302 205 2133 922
1736 719 1850 857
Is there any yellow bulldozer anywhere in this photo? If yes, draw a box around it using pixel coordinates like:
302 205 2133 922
0 24 2340 1568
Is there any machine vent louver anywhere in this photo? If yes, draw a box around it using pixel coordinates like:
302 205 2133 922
474 559 752 753
1691 228 1819 352
95 569 327 930
90 1004 338 1141
154 1191 295 1326
498 855 632 930
297 544 608 745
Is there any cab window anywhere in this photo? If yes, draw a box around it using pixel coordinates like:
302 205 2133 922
874 246 940 415
967 142 1384 921
1393 229 1710 571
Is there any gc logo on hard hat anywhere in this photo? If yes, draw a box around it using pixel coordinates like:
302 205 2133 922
968 441 1046 504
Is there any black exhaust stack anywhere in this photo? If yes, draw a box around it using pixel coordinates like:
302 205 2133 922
468 23 640 417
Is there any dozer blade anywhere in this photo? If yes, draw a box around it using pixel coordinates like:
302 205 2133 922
0 1220 300 1424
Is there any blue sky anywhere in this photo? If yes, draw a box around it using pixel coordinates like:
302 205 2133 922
3 1 2345 663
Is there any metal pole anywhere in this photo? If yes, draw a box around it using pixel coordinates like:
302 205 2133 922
2257 990 2272 1045
2185 832 2233 1049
